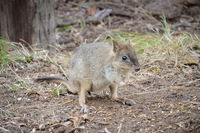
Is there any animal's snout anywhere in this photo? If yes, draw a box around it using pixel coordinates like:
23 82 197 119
134 67 140 72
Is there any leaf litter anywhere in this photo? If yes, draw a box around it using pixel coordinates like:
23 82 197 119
1 0 200 132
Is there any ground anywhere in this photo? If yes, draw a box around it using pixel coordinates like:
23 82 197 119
0 60 200 133
0 0 200 133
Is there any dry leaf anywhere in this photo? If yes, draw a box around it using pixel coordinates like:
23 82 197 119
87 7 97 16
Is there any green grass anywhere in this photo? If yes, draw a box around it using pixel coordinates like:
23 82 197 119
7 81 29 92
161 15 171 37
98 29 199 68
58 25 74 32
1 17 199 94
0 38 34 92
51 85 66 96
0 38 10 69
0 38 34 72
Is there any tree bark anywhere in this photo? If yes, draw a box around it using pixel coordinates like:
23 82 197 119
0 0 56 48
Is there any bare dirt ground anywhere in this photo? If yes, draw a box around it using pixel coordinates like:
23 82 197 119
0 57 200 133
1 0 200 133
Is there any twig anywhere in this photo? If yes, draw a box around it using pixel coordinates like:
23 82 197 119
47 56 68 78
0 108 15 119
186 79 200 86
65 1 160 25
94 120 109 125
117 122 123 133
8 66 31 90
88 9 112 22
117 118 124 133
182 101 200 105
69 125 85 133
105 128 112 133
92 2 160 24
134 88 169 95
0 127 10 132
68 1 89 9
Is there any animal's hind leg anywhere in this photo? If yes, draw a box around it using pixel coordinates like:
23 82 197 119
66 80 79 94
78 80 91 113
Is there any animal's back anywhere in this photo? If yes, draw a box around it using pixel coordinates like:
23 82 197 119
67 42 115 81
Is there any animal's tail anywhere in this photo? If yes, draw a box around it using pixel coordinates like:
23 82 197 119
35 77 66 83
35 77 78 94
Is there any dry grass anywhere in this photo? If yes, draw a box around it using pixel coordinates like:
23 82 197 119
0 32 199 133
0 31 199 93
130 32 200 90
92 31 200 92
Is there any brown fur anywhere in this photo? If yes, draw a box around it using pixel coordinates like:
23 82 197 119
36 41 140 112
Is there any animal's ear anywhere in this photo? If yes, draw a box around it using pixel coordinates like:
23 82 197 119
112 40 121 52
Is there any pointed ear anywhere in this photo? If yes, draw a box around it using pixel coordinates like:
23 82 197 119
127 40 133 48
112 40 121 52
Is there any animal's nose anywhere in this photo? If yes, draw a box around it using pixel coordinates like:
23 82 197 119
134 67 140 72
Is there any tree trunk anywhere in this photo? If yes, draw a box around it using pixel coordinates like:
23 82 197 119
0 0 56 48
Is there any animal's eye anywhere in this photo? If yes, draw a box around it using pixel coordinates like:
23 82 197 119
122 56 128 61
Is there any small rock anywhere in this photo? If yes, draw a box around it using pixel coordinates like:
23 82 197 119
17 97 22 101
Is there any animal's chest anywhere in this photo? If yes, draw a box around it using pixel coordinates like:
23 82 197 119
91 79 110 92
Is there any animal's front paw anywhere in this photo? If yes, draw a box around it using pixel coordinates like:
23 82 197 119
80 105 90 113
113 97 136 106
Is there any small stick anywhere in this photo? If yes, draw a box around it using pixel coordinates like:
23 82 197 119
105 128 112 133
0 127 10 132
117 122 123 133
117 118 124 133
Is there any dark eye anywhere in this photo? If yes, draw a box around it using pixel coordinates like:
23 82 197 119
122 56 128 61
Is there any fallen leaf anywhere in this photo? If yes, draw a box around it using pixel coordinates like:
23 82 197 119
138 114 147 118
87 7 97 16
